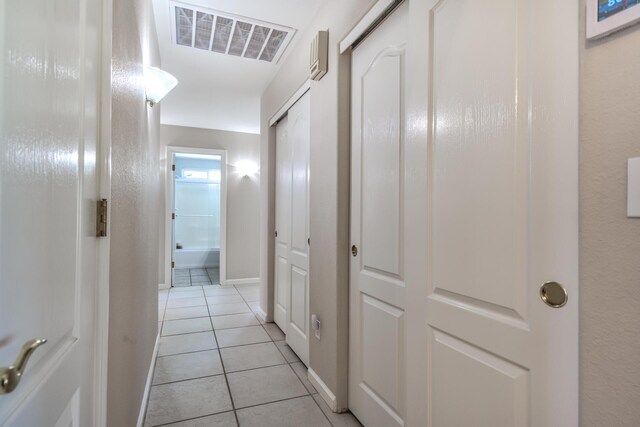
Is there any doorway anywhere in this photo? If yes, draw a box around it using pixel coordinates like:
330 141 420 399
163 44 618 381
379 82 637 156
166 148 228 287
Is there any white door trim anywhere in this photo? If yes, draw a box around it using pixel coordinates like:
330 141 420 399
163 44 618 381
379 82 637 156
94 0 113 425
339 0 404 53
164 146 228 285
268 79 310 127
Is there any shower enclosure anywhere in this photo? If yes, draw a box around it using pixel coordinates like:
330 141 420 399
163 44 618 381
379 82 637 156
170 151 226 286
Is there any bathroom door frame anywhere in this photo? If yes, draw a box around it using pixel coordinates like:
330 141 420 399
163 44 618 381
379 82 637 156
164 146 228 287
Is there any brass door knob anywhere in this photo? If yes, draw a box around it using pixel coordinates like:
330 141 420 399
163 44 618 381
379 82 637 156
540 281 568 308
0 338 47 394
351 245 358 257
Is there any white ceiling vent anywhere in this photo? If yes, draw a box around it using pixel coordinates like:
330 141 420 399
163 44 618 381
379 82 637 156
170 1 296 63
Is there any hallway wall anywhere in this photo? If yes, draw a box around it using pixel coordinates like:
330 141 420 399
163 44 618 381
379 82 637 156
160 125 261 284
261 0 375 411
580 6 640 426
107 0 161 425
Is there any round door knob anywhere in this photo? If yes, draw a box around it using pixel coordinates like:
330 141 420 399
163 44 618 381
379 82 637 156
540 281 568 308
351 245 358 257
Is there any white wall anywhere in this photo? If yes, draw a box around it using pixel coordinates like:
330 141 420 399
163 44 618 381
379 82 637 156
161 88 260 135
107 0 161 425
160 124 261 284
580 4 640 425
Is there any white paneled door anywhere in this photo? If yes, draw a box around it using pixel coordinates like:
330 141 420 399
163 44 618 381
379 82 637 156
349 3 408 427
420 0 579 425
0 0 102 425
274 91 311 366
352 0 578 425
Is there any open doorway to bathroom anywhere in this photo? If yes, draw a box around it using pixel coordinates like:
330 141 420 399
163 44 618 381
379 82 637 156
168 148 227 287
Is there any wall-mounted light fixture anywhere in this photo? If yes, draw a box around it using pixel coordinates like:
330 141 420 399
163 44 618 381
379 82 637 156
235 160 259 178
144 66 178 106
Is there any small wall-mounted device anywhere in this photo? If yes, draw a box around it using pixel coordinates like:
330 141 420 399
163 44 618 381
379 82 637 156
311 314 321 340
628 157 640 218
310 30 328 81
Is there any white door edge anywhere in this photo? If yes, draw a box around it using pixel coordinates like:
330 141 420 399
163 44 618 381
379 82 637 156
94 0 114 424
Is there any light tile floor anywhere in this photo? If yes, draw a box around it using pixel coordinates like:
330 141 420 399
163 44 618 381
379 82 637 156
150 283 363 427
173 268 220 287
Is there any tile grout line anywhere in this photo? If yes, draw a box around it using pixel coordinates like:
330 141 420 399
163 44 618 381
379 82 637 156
151 359 293 387
158 283 339 427
205 291 242 427
151 410 236 427
230 284 339 427
230 284 317 410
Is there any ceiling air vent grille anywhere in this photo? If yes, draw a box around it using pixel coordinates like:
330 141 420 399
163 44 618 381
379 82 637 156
170 1 296 63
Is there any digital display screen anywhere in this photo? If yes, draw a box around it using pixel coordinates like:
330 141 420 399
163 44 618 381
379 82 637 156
598 0 640 21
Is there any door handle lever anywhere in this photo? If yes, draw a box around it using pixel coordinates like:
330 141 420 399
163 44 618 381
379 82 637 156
0 338 47 394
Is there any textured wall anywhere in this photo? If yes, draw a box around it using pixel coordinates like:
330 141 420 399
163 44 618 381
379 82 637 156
580 7 640 426
260 0 375 409
107 0 161 425
160 125 261 283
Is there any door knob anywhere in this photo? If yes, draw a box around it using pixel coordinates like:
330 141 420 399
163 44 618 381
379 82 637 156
351 245 358 257
0 338 47 394
540 281 568 308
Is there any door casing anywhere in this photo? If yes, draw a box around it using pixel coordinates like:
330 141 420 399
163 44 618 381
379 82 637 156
164 146 228 286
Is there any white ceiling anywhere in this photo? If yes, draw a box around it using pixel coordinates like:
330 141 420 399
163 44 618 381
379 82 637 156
151 0 322 134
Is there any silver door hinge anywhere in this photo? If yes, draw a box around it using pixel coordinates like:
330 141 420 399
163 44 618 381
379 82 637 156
172 164 176 171
172 213 175 220
171 261 175 268
96 199 108 237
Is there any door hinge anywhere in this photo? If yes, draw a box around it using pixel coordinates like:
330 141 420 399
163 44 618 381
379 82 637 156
96 199 108 237
275 230 278 237
172 213 175 220
172 164 176 171
171 261 175 268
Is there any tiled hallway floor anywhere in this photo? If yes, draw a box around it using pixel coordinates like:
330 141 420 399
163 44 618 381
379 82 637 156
149 283 363 427
173 268 220 286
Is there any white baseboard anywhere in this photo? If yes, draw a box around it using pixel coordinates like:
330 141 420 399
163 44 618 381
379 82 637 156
174 263 219 269
223 277 260 286
308 368 337 412
137 332 160 427
255 306 269 323
158 283 170 290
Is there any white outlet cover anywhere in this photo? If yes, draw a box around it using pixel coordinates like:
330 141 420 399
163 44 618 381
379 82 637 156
628 157 640 218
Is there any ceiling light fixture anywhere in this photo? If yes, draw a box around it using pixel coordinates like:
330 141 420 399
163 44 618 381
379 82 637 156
144 66 178 106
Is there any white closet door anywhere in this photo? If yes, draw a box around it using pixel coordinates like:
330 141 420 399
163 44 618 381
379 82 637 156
285 91 311 366
0 0 101 425
404 0 579 425
274 91 311 366
274 115 291 331
349 3 408 427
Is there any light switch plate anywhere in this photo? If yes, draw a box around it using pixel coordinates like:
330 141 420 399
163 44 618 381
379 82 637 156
628 157 640 218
